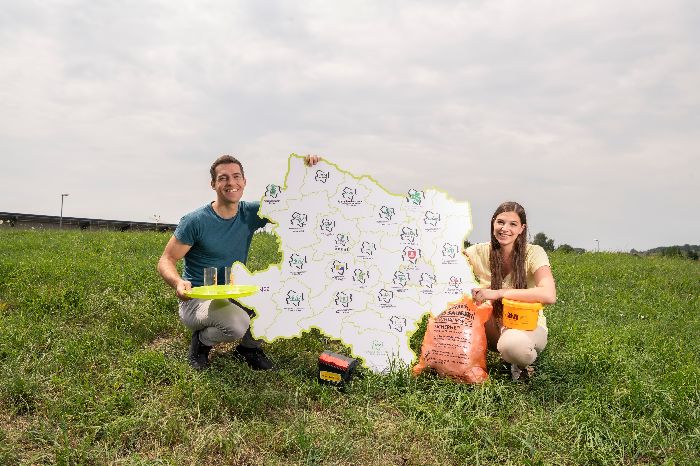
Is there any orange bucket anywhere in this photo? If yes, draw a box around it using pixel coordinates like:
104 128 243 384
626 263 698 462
502 299 543 330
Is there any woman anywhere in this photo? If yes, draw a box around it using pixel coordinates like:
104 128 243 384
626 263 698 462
464 201 556 380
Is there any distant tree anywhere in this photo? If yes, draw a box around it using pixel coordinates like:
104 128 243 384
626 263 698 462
662 246 683 258
533 232 555 252
557 244 574 253
642 244 700 257
687 250 699 261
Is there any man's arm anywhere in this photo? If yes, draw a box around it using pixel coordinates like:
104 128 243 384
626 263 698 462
157 236 193 300
304 154 321 166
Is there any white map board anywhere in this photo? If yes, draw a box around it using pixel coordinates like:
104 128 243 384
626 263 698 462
232 155 477 372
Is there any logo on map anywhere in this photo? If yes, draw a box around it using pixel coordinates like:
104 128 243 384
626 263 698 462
400 226 418 244
342 187 356 202
424 211 440 227
402 246 421 264
335 233 350 249
286 290 304 307
338 186 363 207
379 206 395 221
420 273 436 288
407 189 424 205
378 289 394 304
393 270 409 287
331 260 348 279
389 316 406 332
353 269 369 284
445 276 464 295
360 241 376 257
289 254 307 272
369 339 385 356
320 218 335 233
265 184 281 199
290 212 308 228
335 291 352 308
315 170 330 183
442 243 458 259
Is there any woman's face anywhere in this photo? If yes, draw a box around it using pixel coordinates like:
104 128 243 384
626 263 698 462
493 211 525 248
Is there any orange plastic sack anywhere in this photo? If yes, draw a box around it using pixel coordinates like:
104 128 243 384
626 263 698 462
412 296 493 384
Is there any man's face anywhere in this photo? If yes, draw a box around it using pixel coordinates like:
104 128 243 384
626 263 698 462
211 163 246 204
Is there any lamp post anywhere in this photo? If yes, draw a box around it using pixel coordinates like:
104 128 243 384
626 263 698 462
151 214 161 231
594 238 600 252
60 193 69 229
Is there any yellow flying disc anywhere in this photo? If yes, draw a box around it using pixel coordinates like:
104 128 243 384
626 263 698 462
185 285 259 299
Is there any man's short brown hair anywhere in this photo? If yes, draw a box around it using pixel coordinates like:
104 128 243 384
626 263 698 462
210 155 244 182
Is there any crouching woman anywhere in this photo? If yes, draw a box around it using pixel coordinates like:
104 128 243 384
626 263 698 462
465 201 556 380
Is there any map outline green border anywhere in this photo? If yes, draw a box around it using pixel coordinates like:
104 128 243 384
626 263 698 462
231 153 475 370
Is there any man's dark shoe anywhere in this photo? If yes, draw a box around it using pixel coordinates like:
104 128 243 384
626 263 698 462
188 330 212 371
234 345 274 371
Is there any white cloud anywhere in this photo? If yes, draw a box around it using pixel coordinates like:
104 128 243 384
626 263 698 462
0 0 698 250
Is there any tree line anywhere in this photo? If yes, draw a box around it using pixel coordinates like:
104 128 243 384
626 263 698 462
532 233 698 260
531 232 586 254
631 244 699 260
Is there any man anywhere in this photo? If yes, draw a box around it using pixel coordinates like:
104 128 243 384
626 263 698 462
158 154 321 370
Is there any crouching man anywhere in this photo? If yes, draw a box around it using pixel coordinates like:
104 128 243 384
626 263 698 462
158 154 321 370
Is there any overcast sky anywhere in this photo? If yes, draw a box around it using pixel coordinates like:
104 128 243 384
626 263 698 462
1 0 698 251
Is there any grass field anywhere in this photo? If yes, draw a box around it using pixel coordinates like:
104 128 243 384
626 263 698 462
0 229 698 465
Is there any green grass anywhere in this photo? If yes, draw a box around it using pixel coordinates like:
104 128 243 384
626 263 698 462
0 229 698 465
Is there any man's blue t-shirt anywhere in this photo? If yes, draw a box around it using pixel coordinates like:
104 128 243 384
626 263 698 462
174 201 268 287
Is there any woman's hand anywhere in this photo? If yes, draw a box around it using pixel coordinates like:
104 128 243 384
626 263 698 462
488 266 556 304
471 287 501 304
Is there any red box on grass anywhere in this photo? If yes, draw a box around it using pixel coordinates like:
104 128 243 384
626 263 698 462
318 351 359 388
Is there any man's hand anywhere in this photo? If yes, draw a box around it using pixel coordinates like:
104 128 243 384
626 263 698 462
176 279 193 300
304 155 321 166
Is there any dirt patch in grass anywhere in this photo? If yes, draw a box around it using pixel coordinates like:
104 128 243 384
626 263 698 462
0 411 41 462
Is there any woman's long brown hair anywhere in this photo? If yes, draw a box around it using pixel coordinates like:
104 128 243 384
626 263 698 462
489 201 528 318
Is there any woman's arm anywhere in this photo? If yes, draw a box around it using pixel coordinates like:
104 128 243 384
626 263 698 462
472 265 556 304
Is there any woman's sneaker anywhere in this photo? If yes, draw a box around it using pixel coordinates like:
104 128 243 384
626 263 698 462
511 364 535 381
234 345 274 371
